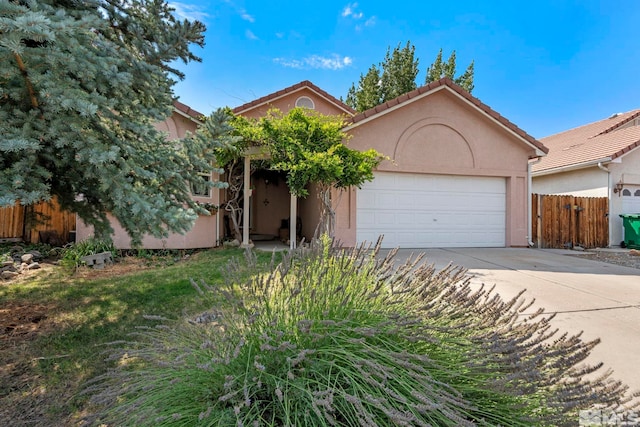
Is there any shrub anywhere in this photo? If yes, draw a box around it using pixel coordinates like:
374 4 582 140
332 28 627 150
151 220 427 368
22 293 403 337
60 237 116 270
84 237 639 426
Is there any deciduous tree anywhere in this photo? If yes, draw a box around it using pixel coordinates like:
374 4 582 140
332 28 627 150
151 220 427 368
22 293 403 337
220 108 385 237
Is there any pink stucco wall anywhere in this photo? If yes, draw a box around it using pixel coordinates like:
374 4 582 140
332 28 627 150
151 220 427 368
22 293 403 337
335 88 537 247
239 87 351 119
75 112 221 249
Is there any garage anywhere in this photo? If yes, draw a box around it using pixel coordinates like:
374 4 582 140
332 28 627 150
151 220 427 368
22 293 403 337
356 172 506 248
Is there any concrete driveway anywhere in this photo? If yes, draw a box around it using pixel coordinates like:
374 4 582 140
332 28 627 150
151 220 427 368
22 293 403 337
382 248 640 394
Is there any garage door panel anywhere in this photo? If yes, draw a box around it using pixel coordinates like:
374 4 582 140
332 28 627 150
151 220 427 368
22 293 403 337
356 172 506 248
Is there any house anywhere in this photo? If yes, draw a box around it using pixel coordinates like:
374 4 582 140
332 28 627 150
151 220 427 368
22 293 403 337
75 100 223 249
532 110 640 247
232 78 547 249
77 78 547 249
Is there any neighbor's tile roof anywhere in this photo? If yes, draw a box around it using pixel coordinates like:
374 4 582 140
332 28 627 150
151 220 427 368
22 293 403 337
173 99 204 121
533 110 640 173
232 80 356 115
347 78 548 156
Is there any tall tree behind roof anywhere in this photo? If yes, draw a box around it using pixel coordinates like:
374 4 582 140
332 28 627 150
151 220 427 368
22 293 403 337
345 42 475 112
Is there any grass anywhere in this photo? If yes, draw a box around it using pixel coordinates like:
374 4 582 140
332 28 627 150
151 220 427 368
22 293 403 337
82 239 640 426
0 247 278 427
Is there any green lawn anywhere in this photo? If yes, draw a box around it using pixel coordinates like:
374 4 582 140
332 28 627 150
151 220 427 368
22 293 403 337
0 248 276 427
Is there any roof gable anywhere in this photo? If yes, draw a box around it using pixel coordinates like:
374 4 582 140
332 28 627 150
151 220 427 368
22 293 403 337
232 80 355 116
344 78 547 157
533 109 640 174
173 99 204 123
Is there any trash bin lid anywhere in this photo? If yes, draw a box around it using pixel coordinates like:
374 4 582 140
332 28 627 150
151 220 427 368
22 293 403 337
620 213 640 218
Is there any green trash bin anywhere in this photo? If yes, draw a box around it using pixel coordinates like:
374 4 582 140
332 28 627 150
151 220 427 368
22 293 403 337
620 214 640 249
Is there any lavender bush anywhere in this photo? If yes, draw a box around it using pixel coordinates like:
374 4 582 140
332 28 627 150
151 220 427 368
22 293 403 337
84 237 639 426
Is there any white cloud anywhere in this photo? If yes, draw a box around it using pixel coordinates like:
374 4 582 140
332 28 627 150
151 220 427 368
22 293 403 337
342 3 354 17
240 10 255 23
245 29 258 40
341 2 375 28
274 54 353 70
342 3 363 19
168 2 209 22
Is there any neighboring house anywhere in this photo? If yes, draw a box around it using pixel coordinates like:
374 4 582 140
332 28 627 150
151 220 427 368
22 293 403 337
77 78 548 249
532 110 640 247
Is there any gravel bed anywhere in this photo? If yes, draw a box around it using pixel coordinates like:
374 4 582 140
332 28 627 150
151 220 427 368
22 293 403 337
571 250 640 270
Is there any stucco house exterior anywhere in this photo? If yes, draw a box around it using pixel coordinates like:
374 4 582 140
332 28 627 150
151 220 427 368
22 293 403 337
532 110 640 247
78 78 548 249
75 100 223 249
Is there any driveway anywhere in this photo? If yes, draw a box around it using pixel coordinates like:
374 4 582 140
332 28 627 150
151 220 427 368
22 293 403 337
382 248 640 394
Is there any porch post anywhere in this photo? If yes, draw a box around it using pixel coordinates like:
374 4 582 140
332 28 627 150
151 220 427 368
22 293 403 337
290 194 297 250
241 155 251 248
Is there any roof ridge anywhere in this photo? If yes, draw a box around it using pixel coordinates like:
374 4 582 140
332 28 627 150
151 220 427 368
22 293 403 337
541 109 640 141
232 80 355 115
594 110 640 137
347 77 547 155
172 99 205 121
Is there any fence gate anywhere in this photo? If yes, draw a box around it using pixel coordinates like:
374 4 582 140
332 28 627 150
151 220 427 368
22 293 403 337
532 194 608 249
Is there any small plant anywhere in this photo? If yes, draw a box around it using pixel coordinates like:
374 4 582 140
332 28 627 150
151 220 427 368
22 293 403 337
60 237 116 270
84 237 639 426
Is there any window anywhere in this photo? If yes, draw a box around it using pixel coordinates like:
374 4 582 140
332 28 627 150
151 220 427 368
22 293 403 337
191 174 211 197
623 189 632 196
295 96 315 109
635 189 640 197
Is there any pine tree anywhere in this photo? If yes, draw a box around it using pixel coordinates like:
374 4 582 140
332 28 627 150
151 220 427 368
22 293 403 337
379 41 419 102
346 43 475 112
0 0 231 244
425 48 475 93
345 65 382 112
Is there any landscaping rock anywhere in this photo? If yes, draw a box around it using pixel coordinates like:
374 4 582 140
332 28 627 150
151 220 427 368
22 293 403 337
21 253 33 263
224 239 241 248
2 260 14 268
28 250 43 261
1 264 17 273
26 262 41 270
630 249 640 257
1 271 19 280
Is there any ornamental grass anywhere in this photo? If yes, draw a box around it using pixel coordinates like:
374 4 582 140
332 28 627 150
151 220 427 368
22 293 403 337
83 237 639 426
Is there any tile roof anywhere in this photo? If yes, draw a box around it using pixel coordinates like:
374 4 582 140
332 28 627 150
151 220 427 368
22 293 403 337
346 78 548 156
533 110 640 174
232 80 356 115
173 99 204 121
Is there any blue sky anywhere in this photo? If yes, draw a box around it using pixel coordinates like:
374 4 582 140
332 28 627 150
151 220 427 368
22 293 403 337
169 0 640 138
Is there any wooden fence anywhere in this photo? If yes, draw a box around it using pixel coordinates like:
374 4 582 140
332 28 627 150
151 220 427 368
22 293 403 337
532 194 608 249
0 198 76 244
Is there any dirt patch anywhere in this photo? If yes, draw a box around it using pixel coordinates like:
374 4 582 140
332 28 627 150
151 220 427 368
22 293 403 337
0 302 54 342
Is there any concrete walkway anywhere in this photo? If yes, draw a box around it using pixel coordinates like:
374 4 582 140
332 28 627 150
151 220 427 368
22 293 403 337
382 247 640 394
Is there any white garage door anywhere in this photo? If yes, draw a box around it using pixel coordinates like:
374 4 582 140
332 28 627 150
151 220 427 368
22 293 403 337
356 172 506 248
622 187 640 214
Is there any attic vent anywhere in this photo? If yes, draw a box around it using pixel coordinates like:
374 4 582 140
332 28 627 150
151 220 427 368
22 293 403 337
295 96 315 109
609 112 622 119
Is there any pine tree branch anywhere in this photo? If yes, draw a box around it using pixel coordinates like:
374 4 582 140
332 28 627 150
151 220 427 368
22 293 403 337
13 52 39 109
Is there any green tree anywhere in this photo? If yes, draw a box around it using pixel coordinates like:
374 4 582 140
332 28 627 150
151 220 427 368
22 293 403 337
379 41 419 102
425 48 475 93
0 0 229 244
346 42 475 112
345 65 382 112
225 108 385 236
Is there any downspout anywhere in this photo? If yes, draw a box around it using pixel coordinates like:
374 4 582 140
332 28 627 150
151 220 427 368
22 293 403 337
597 162 611 247
527 157 542 247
